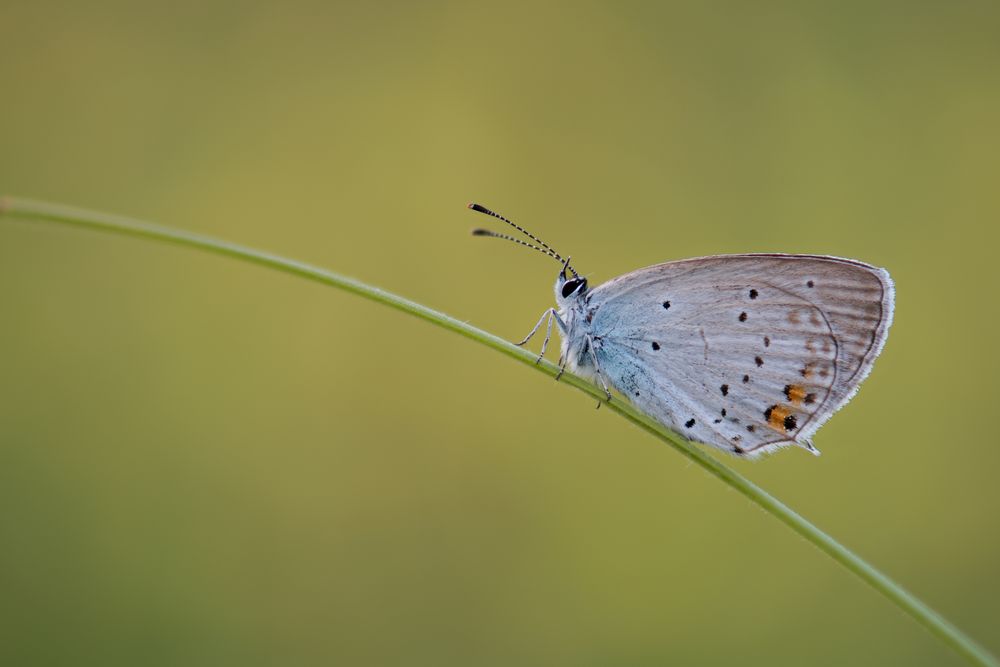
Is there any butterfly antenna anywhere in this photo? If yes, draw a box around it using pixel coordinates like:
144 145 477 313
471 228 564 265
468 203 579 278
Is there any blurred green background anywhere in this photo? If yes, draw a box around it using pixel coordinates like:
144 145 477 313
1 1 998 665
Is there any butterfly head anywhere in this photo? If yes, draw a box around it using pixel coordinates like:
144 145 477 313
555 266 588 305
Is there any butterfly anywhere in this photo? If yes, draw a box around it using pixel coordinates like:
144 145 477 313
470 203 894 457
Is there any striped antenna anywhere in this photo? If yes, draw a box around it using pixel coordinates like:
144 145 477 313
468 203 579 278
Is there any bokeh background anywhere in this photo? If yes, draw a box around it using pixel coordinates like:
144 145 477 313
2 2 998 665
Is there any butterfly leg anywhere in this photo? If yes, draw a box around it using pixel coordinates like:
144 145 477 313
585 334 613 402
514 308 556 353
534 309 556 364
554 355 568 381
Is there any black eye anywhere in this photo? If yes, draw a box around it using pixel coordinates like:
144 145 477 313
561 278 586 298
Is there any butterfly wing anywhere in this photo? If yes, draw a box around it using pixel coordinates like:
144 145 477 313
586 254 894 456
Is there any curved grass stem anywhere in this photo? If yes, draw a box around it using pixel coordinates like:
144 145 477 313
1 195 995 667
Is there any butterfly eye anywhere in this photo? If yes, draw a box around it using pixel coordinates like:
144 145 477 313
561 278 586 298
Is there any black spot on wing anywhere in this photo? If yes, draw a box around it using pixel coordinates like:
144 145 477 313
685 418 695 428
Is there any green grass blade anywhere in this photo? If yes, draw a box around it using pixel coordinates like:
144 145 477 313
2 195 995 667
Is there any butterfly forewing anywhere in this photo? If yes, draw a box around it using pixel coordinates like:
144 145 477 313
587 255 894 456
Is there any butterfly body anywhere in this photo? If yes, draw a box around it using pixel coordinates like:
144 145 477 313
551 254 894 458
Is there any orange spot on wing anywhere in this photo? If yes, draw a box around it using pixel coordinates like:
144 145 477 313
767 404 792 431
786 384 808 405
